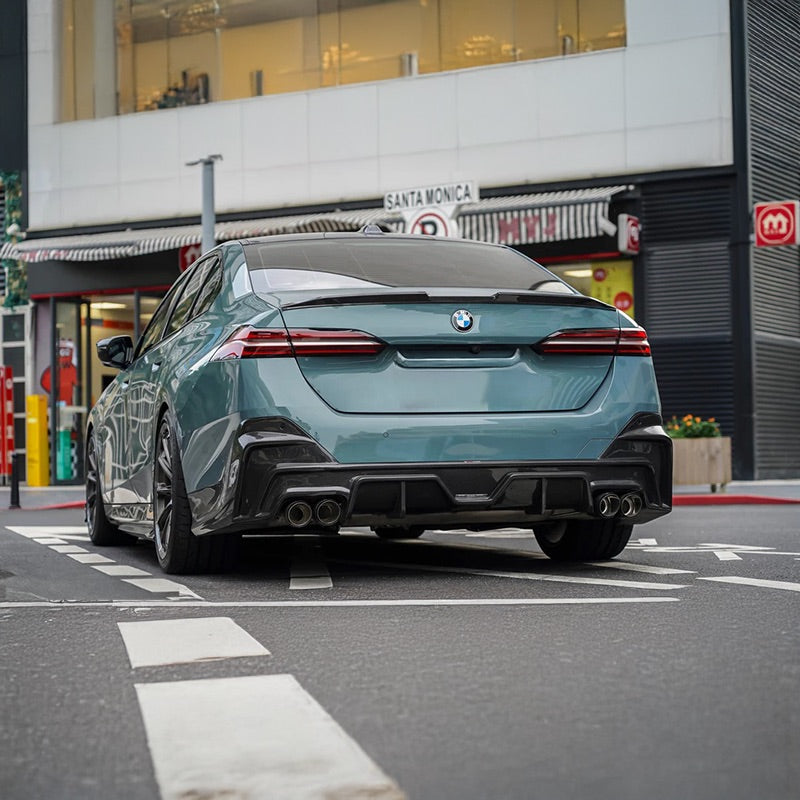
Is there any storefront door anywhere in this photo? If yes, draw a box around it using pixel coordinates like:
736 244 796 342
45 298 88 485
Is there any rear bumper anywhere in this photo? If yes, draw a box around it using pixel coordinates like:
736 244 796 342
197 414 672 534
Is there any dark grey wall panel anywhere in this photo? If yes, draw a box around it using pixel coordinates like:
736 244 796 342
644 242 732 338
650 339 735 444
753 336 800 477
640 182 733 243
747 0 800 477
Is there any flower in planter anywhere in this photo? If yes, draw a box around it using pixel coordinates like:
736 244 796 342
667 414 721 438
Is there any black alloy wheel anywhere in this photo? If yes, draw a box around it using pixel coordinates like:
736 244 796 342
153 411 239 574
534 519 633 561
86 432 131 545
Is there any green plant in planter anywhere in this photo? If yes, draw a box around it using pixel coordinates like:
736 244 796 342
667 414 721 438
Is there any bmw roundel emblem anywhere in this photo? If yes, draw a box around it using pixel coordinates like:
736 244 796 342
451 309 474 332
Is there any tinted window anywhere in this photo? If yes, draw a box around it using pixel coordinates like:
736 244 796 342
166 257 216 336
188 257 222 320
134 272 189 358
243 237 571 294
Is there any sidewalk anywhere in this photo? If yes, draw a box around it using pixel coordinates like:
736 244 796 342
2 485 86 511
3 480 800 512
673 480 800 505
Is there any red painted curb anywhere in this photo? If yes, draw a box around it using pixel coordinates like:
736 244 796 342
674 494 800 506
24 500 86 511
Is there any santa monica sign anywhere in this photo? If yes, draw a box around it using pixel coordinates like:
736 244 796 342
384 181 477 212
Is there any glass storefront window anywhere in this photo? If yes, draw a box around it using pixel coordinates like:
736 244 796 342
549 259 635 319
61 1 626 121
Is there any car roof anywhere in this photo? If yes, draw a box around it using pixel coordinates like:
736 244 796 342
236 231 508 250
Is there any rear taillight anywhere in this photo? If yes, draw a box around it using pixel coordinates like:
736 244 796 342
536 327 651 356
211 327 385 361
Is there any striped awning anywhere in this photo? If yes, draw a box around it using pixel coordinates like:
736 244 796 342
9 208 403 263
457 186 630 245
6 185 630 264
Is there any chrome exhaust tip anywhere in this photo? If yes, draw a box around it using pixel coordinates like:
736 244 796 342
620 493 643 518
315 499 342 527
597 493 621 518
286 501 313 528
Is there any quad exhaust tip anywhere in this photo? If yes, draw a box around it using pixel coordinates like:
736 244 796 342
597 493 621 518
315 499 342 526
620 493 643 518
286 501 313 528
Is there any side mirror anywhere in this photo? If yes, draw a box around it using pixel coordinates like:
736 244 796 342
97 335 133 369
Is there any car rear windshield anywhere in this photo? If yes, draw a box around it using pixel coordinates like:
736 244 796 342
243 237 573 294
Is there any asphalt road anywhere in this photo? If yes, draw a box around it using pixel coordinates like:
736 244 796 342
1 504 799 800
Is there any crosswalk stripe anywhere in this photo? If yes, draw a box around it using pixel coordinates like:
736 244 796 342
332 559 688 591
49 545 88 554
5 526 88 537
135 674 406 799
122 578 202 599
698 576 800 592
67 553 114 565
118 617 270 668
92 564 151 577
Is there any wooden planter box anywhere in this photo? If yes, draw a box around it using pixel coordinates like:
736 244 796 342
672 436 732 491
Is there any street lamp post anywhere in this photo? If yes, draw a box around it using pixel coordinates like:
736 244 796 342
186 154 223 254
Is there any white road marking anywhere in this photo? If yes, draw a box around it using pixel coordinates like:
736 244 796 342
49 545 88 554
465 530 536 539
644 543 800 558
5 526 88 537
289 560 333 591
587 561 696 575
56 534 91 542
135 674 405 800
713 551 743 561
67 552 115 565
93 564 151 577
122 578 202 599
638 538 658 546
33 537 68 545
0 597 681 610
118 617 270 668
699 576 800 593
335 560 687 591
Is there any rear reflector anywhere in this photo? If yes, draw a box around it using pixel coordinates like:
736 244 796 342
211 327 385 360
536 327 651 356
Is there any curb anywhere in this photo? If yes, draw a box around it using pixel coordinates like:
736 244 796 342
674 494 800 506
13 495 800 512
22 500 86 511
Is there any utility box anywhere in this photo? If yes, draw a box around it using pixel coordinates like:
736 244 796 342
26 394 50 487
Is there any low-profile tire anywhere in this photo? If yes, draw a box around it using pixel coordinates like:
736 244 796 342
373 526 425 540
153 410 239 574
86 431 133 546
534 519 633 561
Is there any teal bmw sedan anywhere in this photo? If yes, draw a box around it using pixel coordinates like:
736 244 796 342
86 230 672 574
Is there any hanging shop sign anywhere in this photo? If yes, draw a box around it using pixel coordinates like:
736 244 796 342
754 201 800 247
179 243 203 271
617 214 641 255
0 365 14 478
385 181 478 238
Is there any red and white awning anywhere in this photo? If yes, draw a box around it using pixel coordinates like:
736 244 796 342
5 185 630 263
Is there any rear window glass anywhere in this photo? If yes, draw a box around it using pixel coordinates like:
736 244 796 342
243 238 572 295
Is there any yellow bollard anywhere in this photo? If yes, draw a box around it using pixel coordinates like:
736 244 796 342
25 394 50 487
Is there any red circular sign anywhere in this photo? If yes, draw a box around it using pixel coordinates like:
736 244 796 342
409 210 453 237
593 268 607 282
614 291 633 311
755 202 798 247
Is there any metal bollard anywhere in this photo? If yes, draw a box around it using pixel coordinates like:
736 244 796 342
9 452 20 509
